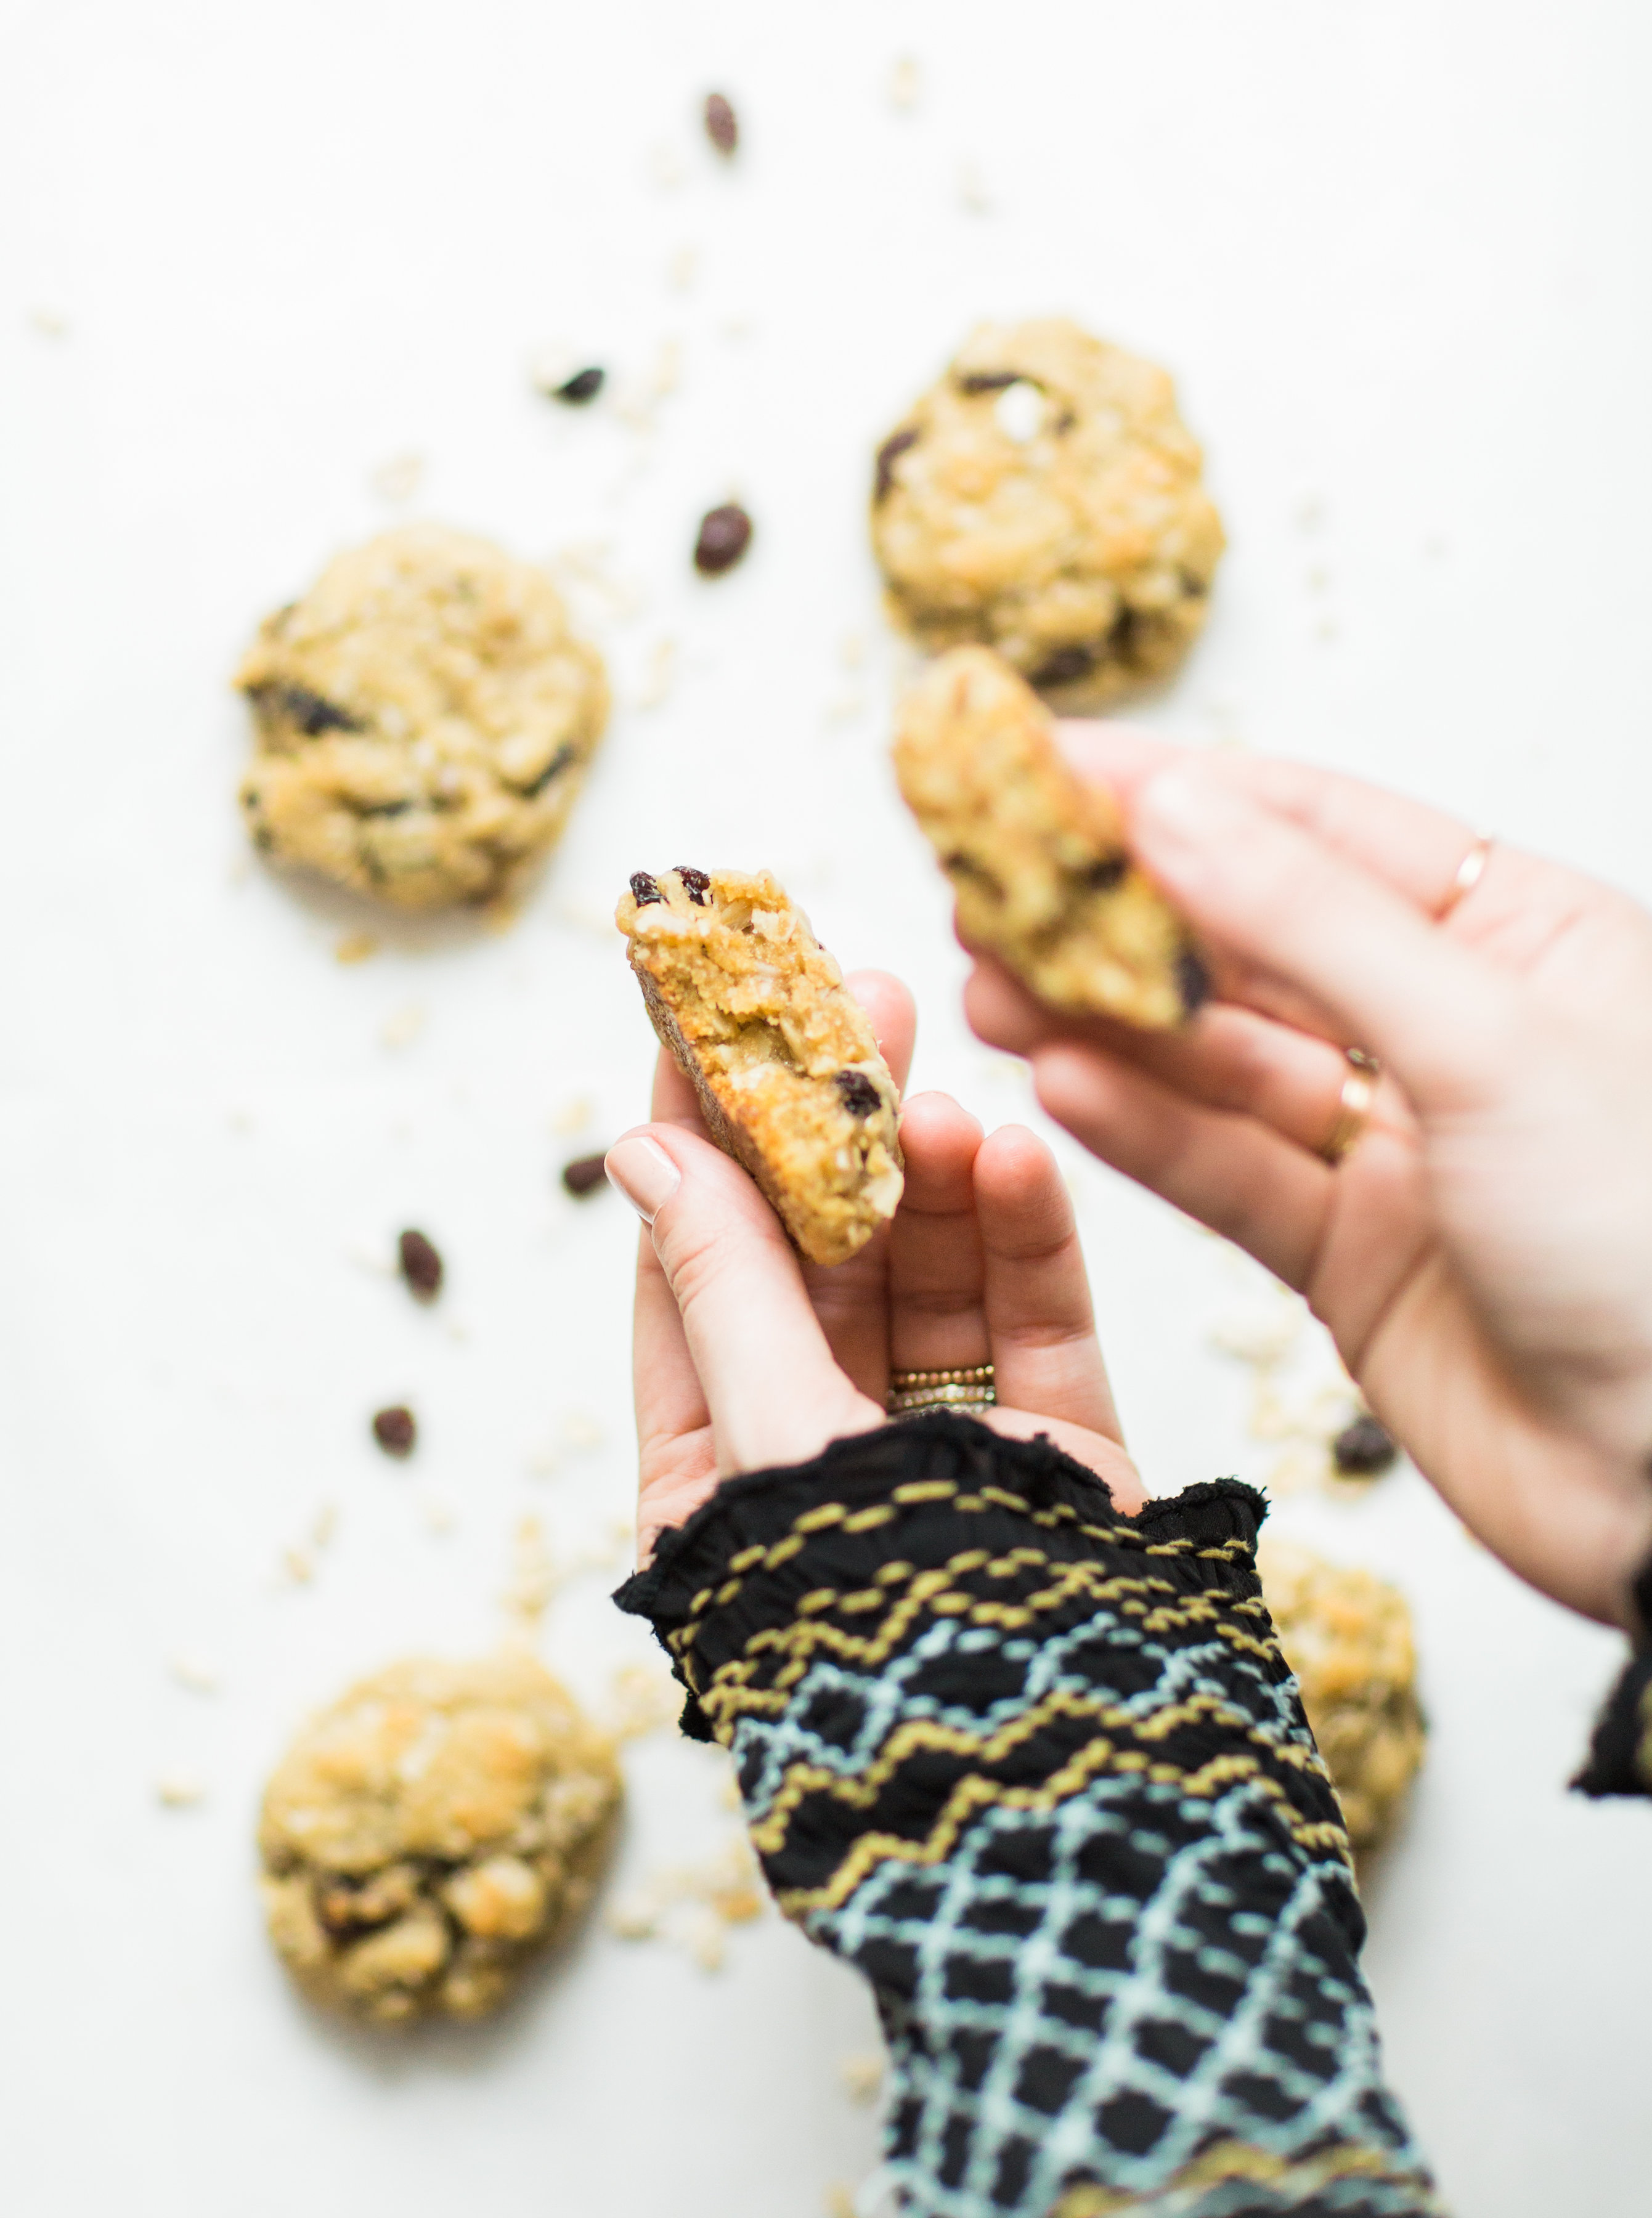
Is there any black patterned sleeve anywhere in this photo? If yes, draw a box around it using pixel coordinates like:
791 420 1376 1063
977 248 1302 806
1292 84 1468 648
616 1415 1441 2218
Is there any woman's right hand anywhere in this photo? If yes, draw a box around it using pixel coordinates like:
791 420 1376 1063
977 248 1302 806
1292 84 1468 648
964 733 1652 1631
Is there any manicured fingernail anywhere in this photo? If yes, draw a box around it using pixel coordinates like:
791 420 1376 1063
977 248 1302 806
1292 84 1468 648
1136 765 1251 847
604 1135 680 1224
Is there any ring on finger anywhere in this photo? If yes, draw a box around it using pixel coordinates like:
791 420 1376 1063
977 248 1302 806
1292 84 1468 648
1317 1052 1378 1167
1436 833 1492 920
887 1363 996 1417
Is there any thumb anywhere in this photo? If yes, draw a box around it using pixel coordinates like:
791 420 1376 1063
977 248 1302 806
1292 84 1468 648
1133 763 1519 1113
604 1126 879 1474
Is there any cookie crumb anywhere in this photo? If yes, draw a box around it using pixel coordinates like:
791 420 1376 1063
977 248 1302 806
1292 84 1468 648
704 91 738 156
397 1229 444 1302
648 140 686 189
957 160 992 214
839 2052 885 2105
420 1491 457 1535
504 1514 556 1623
28 306 70 338
168 1651 221 1694
368 452 425 504
563 1410 604 1450
603 1662 680 1742
380 1004 426 1050
693 503 753 575
335 931 378 965
887 55 920 110
373 1406 417 1458
667 244 699 292
155 1769 206 1808
635 637 678 710
550 1095 592 1136
561 1152 609 1196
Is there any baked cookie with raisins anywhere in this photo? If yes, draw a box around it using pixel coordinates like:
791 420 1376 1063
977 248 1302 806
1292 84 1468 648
616 867 903 1267
871 319 1223 707
237 526 608 911
893 646 1205 1029
1258 1540 1426 1854
259 1652 621 2023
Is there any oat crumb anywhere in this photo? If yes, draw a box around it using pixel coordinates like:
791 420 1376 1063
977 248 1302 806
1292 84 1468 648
168 1650 221 1694
957 160 992 214
635 636 678 710
550 1094 593 1137
335 931 378 965
369 452 425 504
667 244 699 292
156 1769 206 1808
887 55 921 111
839 2051 885 2104
380 1003 426 1050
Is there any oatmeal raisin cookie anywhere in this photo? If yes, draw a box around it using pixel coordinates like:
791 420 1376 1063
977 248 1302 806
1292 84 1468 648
259 1652 621 2023
1258 1540 1426 1853
616 867 904 1267
871 318 1223 706
893 646 1204 1029
237 526 608 911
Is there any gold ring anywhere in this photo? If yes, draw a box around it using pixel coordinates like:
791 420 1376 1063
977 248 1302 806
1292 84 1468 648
886 1363 996 1417
1437 834 1491 920
1318 1054 1377 1166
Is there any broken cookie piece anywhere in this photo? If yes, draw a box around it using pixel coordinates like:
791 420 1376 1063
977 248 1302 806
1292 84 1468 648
259 1653 621 2024
893 645 1205 1029
616 868 903 1266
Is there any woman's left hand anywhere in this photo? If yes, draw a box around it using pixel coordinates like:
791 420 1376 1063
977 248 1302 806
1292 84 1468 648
604 971 1147 1560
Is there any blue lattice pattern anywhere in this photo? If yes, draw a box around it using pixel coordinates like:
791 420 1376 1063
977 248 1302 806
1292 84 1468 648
619 1416 1441 2217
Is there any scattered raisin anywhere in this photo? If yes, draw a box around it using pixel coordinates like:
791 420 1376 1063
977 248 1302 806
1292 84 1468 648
397 1229 443 1301
250 682 362 736
523 741 577 797
874 426 919 502
674 866 711 904
1332 1415 1399 1477
836 1070 883 1117
956 370 1023 395
704 91 738 155
562 1152 609 1196
372 1405 417 1457
1175 948 1211 1016
553 367 604 404
630 871 662 906
1081 855 1128 892
1029 643 1097 689
694 503 753 575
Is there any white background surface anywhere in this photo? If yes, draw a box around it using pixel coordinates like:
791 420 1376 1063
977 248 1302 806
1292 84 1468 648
4 4 1652 2213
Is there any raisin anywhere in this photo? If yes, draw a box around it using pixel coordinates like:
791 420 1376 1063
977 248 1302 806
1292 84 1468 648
372 1405 417 1457
1029 643 1097 689
956 370 1025 394
562 1152 609 1196
694 503 753 575
1332 1415 1399 1477
704 91 738 155
630 871 662 905
1080 855 1128 892
553 367 604 404
251 682 362 736
836 1070 883 1117
874 426 919 502
397 1229 443 1301
523 741 577 797
675 866 711 904
1175 948 1211 1016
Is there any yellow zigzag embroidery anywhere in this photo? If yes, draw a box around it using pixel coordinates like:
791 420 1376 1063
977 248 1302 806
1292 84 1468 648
1052 2135 1441 2214
770 1738 1348 1915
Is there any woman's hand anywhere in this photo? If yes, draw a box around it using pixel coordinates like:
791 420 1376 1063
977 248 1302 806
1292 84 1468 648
605 972 1145 1561
964 732 1652 1630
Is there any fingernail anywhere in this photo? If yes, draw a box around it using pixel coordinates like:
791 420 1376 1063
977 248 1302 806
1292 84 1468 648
1136 765 1250 846
604 1135 680 1224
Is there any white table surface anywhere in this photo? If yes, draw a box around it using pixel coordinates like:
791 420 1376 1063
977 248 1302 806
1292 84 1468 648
4 4 1652 2212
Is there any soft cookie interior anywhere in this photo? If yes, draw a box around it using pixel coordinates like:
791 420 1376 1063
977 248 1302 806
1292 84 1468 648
893 646 1206 1030
616 867 904 1267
